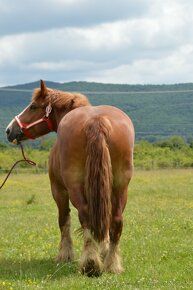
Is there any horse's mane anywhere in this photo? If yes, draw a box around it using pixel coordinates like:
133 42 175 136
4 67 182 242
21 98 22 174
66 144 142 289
32 88 91 110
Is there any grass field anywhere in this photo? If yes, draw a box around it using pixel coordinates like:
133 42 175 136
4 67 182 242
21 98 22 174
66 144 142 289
0 170 193 289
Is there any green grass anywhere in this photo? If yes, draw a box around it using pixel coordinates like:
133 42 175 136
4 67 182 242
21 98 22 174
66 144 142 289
0 170 193 289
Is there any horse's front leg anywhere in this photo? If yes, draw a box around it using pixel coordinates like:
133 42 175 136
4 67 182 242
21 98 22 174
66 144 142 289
51 181 74 263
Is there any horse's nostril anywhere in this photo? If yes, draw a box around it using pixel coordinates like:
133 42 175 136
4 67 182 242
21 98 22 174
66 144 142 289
6 128 10 135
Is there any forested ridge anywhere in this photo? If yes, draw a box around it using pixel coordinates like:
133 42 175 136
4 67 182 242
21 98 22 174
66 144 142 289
1 81 193 142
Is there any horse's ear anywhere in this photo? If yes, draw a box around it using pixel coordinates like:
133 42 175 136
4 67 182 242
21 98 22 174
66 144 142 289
40 80 48 98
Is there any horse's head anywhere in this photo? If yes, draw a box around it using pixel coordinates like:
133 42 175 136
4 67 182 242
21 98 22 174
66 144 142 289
6 80 54 144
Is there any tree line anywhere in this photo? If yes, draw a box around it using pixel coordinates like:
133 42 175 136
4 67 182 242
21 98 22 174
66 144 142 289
1 135 193 172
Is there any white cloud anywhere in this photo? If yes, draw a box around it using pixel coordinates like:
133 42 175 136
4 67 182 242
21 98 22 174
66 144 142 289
0 0 193 85
0 34 25 65
86 45 193 84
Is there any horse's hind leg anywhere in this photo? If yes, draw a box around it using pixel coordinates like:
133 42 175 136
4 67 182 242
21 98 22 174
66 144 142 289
51 181 74 262
104 186 128 273
100 234 110 261
80 228 102 277
68 186 102 276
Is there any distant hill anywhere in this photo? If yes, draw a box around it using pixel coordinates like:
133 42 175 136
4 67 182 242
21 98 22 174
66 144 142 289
1 80 193 143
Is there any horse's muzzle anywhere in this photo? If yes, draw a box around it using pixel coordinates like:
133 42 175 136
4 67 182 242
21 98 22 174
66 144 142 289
6 126 24 144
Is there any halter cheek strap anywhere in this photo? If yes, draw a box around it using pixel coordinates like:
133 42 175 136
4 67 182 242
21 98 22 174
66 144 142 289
15 104 53 139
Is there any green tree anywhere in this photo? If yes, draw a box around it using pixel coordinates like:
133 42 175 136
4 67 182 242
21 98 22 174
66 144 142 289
156 136 186 150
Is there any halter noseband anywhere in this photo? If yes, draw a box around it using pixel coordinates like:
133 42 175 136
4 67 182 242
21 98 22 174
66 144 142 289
15 104 53 139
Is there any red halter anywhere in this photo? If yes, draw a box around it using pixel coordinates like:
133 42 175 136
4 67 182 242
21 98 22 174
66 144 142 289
15 104 53 139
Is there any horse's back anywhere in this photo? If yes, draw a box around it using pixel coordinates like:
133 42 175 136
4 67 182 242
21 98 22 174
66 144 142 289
54 105 134 189
59 105 134 143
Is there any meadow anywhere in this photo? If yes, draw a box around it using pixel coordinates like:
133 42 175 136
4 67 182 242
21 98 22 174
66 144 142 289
0 170 192 289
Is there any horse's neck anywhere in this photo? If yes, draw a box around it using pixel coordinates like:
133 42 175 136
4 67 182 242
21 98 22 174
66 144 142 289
52 108 66 131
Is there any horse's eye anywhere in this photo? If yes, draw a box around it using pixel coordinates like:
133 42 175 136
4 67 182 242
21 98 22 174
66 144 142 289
30 104 37 110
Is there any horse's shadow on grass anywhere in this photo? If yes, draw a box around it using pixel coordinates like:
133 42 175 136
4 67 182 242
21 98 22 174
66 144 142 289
0 258 79 280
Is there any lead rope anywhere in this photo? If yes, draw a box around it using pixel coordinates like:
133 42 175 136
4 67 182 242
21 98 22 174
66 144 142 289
0 143 36 190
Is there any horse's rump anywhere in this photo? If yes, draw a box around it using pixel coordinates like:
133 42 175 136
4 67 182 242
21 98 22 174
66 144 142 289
84 116 112 242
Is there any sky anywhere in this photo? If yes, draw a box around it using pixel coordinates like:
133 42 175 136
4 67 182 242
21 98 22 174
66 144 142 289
0 0 193 86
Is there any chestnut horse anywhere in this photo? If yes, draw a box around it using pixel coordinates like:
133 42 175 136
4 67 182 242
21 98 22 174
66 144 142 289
6 80 134 276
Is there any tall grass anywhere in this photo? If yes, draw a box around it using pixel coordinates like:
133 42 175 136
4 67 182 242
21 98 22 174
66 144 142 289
0 170 192 289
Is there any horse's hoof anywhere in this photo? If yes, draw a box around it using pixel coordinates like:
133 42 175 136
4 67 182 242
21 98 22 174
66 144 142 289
81 259 102 277
56 251 74 263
